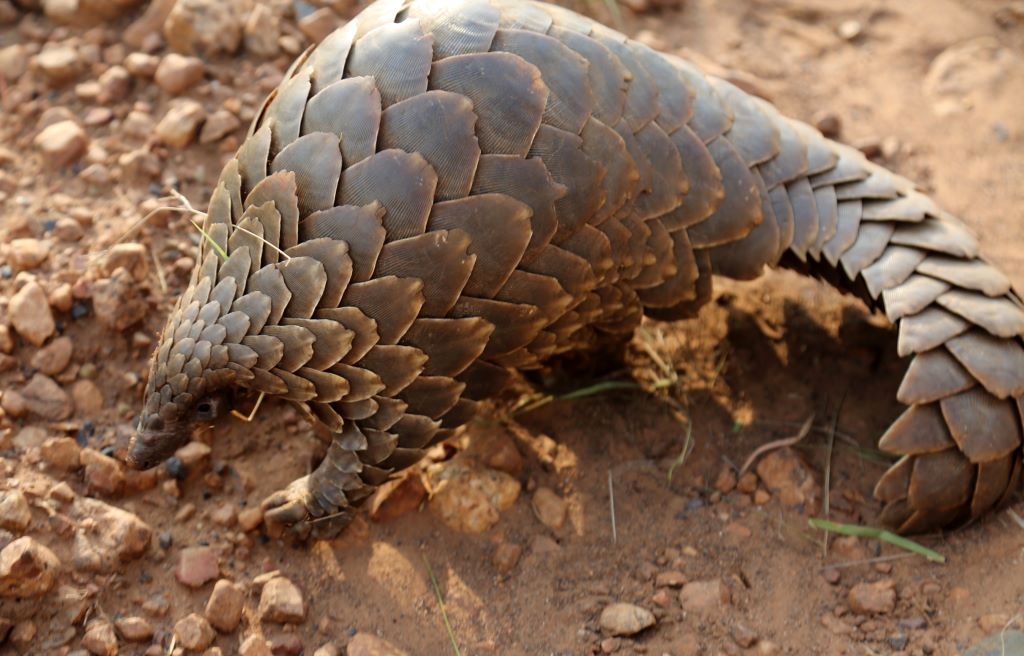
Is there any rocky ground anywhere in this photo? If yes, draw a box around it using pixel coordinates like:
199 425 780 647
1 0 1023 654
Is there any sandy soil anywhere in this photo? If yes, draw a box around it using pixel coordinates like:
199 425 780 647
1 0 1023 654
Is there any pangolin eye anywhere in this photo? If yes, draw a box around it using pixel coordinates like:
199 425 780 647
195 400 216 421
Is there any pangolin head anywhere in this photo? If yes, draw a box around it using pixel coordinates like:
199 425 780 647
125 207 269 471
126 304 239 470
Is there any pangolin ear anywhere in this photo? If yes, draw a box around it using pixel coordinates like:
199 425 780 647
195 393 230 422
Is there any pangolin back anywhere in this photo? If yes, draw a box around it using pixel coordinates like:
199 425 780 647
131 0 1024 538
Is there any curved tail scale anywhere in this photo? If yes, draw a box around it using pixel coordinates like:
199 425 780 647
139 0 1024 537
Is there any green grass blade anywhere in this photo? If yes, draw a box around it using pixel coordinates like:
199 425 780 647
190 220 228 262
424 557 462 656
558 380 641 400
807 518 946 564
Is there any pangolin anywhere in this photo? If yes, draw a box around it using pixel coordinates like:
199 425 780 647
126 0 1024 539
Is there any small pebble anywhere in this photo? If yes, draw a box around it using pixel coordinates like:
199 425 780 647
35 120 89 168
654 571 687 588
175 546 220 588
848 579 896 615
679 579 730 614
493 542 522 573
837 19 863 40
346 633 409 656
80 447 125 495
205 578 245 632
81 620 118 656
259 576 305 623
9 281 56 346
531 487 567 530
0 490 31 532
154 53 204 95
599 602 656 636
173 613 216 651
237 507 264 532
814 111 842 139
114 616 154 642
239 635 274 656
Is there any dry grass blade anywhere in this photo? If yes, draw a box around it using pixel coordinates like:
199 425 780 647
608 469 617 544
233 222 292 261
230 391 267 423
1001 613 1023 656
667 415 694 484
637 329 677 383
807 518 946 564
423 557 462 656
822 397 845 558
148 242 167 294
819 552 916 571
738 415 814 477
1006 508 1024 531
309 509 347 524
88 199 197 267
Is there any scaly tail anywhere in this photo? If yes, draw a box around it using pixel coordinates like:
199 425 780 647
659 61 1024 533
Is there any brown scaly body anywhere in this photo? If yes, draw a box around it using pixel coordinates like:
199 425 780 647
127 0 1024 539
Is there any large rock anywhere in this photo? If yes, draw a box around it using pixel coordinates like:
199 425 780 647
243 3 280 58
42 0 142 25
923 37 1019 115
80 620 118 655
0 44 28 81
6 238 50 270
174 613 216 651
98 242 149 281
848 579 897 615
154 53 204 95
35 45 82 84
123 0 176 48
30 335 73 375
32 118 87 167
198 109 241 144
91 268 149 331
755 448 819 507
531 487 567 531
79 448 125 495
175 546 220 588
0 537 60 598
0 490 31 532
155 99 206 148
258 576 305 623
164 0 253 56
427 459 520 533
70 498 152 572
9 281 55 346
204 578 244 632
346 633 409 656
20 373 73 421
679 579 731 615
114 616 153 642
599 603 656 636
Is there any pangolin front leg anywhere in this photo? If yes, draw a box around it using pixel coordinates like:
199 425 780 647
127 0 1023 537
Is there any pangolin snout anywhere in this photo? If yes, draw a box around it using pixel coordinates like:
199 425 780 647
126 415 191 471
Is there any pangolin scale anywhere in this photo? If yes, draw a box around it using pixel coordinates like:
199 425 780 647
127 0 1024 539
